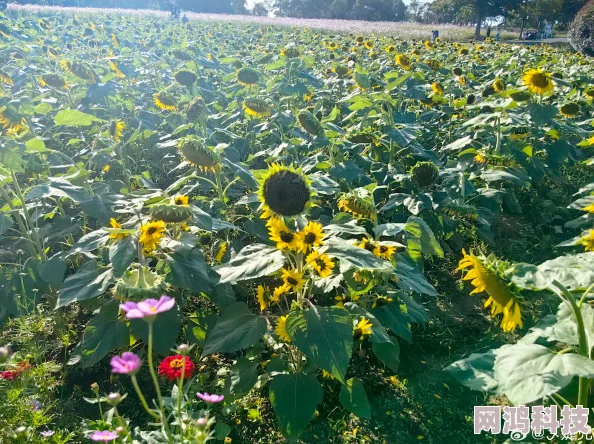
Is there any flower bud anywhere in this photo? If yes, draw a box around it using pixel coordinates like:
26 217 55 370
177 344 190 355
196 417 207 428
107 392 121 406
14 426 28 437
116 426 126 435
90 382 99 393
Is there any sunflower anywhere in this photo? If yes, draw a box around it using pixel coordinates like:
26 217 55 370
0 110 26 135
456 249 522 332
353 318 372 340
216 242 227 263
139 220 166 251
334 294 360 308
297 110 324 136
154 92 178 111
258 163 312 219
459 75 468 86
256 285 272 311
237 67 260 86
364 41 374 50
372 295 393 309
522 68 554 95
466 94 476 105
243 98 271 118
493 78 506 93
559 103 580 118
452 67 463 76
281 268 304 290
431 82 443 96
306 250 335 278
109 61 125 78
332 65 351 78
110 120 125 142
459 48 469 55
328 42 338 51
185 97 207 123
303 90 314 102
322 370 335 380
109 218 129 243
172 195 189 206
0 72 13 85
357 237 379 258
61 61 98 83
580 230 594 251
584 88 594 99
424 41 434 49
356 36 365 45
298 221 324 252
272 283 290 302
424 59 441 70
281 47 300 58
395 54 412 70
268 218 300 251
377 244 396 260
582 204 594 214
510 91 532 102
275 315 291 342
175 70 197 87
386 45 395 53
178 138 220 172
39 74 67 88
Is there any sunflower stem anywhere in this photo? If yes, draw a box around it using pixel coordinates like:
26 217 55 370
552 280 589 408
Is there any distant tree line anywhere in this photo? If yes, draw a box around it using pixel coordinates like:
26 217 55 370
6 0 588 33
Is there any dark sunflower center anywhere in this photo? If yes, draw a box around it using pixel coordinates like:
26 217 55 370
287 277 298 286
531 73 549 88
353 329 363 340
379 246 388 253
316 259 327 270
304 233 317 244
147 227 157 235
169 359 184 369
280 231 294 243
364 243 375 252
562 104 579 115
263 170 309 217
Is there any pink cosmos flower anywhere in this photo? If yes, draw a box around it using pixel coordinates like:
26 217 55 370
120 295 175 320
110 352 142 375
196 392 224 403
90 430 118 441
40 430 55 438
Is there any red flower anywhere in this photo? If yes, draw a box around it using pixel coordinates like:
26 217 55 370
1 362 30 381
158 355 194 382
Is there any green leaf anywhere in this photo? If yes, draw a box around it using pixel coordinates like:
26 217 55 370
130 306 182 355
54 109 102 126
446 350 497 392
404 216 443 257
214 244 285 283
324 238 392 272
57 260 114 308
109 236 137 275
385 127 417 147
527 103 558 126
225 357 259 398
166 249 211 293
202 302 267 356
372 338 400 373
68 230 110 256
0 213 13 236
494 343 594 405
25 138 50 153
286 305 353 383
339 377 371 419
34 102 53 115
372 304 412 342
40 255 67 286
373 223 406 238
214 421 232 440
394 253 438 296
509 252 594 292
81 300 129 368
269 373 323 441
441 135 473 151
210 283 236 309
343 302 390 344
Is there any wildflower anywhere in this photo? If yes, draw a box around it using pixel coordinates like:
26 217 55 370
268 219 300 251
28 399 42 412
196 392 224 403
353 318 373 340
108 218 129 243
40 430 55 438
216 242 227 263
89 430 118 442
298 221 324 252
120 295 175 321
306 251 335 278
110 120 124 142
522 68 554 95
139 220 166 251
281 268 304 290
153 92 177 111
110 352 142 375
580 230 594 252
158 355 195 381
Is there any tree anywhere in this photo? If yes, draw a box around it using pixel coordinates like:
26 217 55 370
252 2 270 15
406 0 429 21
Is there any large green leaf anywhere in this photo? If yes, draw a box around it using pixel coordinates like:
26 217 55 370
404 216 443 257
57 260 114 308
527 103 558 126
286 305 353 383
372 303 412 342
394 253 438 296
40 255 67 286
339 377 371 419
343 302 390 344
213 244 285 283
323 238 392 272
67 230 110 257
54 109 102 126
446 350 498 392
202 302 267 356
166 249 211 293
494 343 594 405
225 357 259 398
509 253 594 292
130 306 182 355
269 373 323 441
81 300 129 368
372 338 400 373
109 236 138 275
210 283 236 309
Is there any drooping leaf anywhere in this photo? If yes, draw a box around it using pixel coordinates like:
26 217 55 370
57 260 114 308
446 350 498 392
372 338 401 373
324 238 392 272
109 236 138 275
286 305 353 383
269 373 323 441
339 377 371 419
225 357 259 398
404 216 443 257
371 303 412 342
54 109 103 126
202 302 266 356
166 249 211 293
40 255 67 286
214 244 285 283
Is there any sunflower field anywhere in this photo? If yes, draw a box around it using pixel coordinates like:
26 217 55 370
2 6 594 444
